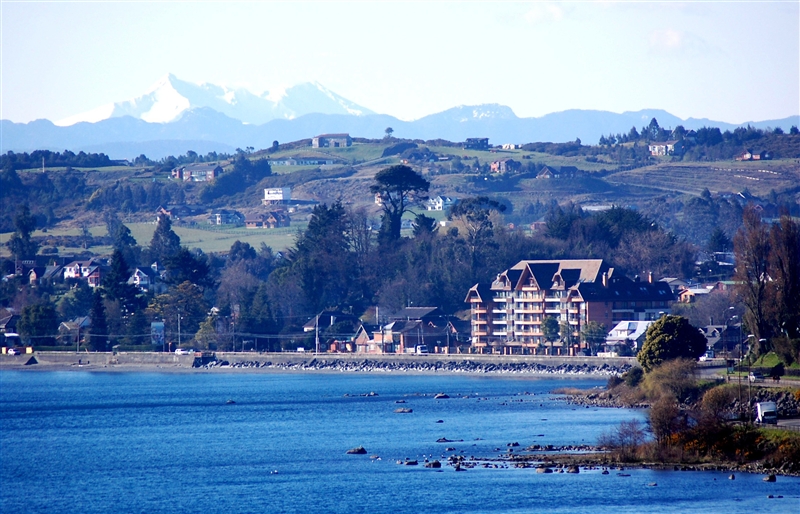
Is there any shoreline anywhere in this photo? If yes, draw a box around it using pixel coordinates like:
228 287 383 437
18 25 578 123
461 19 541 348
0 351 634 376
460 451 800 478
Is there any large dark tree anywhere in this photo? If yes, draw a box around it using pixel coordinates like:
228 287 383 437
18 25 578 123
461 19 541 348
165 248 213 289
103 249 141 312
149 215 181 264
637 315 707 372
370 165 429 242
88 290 109 352
17 303 58 346
6 203 39 261
287 201 359 314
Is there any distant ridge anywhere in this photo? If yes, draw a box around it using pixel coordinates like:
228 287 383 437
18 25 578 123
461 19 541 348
3 74 798 159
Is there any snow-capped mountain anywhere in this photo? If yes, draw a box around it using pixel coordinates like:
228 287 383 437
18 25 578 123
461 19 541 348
419 104 518 123
55 74 374 126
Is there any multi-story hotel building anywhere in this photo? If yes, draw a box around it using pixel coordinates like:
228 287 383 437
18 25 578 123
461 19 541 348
465 259 674 354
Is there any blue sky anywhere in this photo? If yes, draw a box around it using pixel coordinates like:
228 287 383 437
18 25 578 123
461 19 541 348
2 1 798 124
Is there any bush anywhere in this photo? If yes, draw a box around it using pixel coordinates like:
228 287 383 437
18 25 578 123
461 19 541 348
641 359 699 403
624 367 644 387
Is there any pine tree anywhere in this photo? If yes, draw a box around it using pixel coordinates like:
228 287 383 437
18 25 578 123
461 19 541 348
88 290 109 352
149 215 181 264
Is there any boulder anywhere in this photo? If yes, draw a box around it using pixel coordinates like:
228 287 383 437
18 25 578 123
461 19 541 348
425 460 442 469
763 474 776 482
394 408 413 413
434 393 450 399
346 446 368 455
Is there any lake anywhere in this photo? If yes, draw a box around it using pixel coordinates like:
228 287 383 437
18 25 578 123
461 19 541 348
1 371 798 513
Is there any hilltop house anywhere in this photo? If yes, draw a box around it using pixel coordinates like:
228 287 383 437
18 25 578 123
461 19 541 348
735 149 772 161
536 165 581 179
263 188 292 206
312 134 352 148
463 138 489 150
466 260 673 355
648 140 684 156
171 163 223 182
490 159 520 173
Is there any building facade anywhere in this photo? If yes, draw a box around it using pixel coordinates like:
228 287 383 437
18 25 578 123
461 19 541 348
312 134 352 148
465 259 674 355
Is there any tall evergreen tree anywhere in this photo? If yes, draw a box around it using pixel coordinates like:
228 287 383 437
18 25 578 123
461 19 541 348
103 249 143 315
6 203 39 261
149 215 181 264
88 290 109 352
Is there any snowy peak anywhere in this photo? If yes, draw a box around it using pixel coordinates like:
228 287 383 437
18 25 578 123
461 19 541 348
420 104 518 123
55 75 374 126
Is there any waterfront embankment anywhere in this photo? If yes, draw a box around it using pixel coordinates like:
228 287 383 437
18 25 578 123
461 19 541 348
0 351 635 375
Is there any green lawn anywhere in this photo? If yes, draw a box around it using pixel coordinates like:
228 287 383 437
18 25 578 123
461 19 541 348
0 222 305 257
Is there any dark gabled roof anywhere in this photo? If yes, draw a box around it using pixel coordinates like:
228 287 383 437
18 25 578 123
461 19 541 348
315 133 350 138
577 275 674 303
303 311 359 331
465 283 492 303
526 262 560 289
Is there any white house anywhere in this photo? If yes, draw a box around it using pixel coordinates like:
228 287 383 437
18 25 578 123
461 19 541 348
605 320 653 353
426 195 456 211
63 259 100 280
263 188 291 205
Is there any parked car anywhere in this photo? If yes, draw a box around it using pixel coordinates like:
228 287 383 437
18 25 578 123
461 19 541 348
7 348 18 355
749 371 765 383
175 348 189 355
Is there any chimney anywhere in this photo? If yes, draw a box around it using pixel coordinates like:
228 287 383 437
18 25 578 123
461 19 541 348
602 272 607 287
648 272 653 284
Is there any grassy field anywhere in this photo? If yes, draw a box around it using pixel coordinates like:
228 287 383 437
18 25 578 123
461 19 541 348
0 221 305 257
605 159 800 196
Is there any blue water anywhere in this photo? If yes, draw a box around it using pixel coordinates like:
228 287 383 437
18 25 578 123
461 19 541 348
1 371 798 513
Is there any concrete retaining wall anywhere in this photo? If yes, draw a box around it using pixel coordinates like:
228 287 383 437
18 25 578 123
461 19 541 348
0 351 636 370
213 352 637 368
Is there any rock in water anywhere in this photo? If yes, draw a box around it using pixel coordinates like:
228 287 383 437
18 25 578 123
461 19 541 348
346 446 367 455
394 408 413 413
763 474 776 482
425 460 442 468
434 393 450 399
729 474 735 480
566 466 580 474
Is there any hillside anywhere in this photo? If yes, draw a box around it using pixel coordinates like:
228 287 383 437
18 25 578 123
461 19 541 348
2 134 799 256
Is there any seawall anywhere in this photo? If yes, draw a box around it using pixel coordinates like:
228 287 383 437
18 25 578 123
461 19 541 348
0 351 636 374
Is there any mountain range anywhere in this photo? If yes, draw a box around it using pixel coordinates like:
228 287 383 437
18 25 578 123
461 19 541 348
3 74 798 160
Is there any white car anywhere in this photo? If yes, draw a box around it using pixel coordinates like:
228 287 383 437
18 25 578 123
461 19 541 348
174 348 189 355
7 348 18 355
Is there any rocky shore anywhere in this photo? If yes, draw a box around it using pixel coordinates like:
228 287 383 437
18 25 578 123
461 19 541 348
200 357 632 376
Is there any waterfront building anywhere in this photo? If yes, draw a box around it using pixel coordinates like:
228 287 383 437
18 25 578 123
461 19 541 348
465 259 674 355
